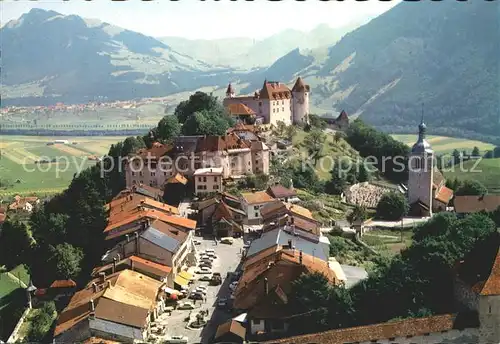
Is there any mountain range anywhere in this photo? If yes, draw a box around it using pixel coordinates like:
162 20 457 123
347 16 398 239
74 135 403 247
158 21 365 69
1 2 498 141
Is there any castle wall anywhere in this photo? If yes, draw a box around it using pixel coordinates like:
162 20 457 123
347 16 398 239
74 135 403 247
479 295 500 344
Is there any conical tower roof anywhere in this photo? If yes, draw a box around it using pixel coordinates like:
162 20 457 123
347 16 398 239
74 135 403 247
291 77 309 92
226 83 234 95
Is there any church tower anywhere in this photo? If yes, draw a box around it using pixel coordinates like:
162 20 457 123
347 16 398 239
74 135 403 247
291 77 310 125
226 83 235 98
407 115 434 216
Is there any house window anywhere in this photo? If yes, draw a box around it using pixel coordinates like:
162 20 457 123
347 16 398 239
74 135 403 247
203 177 207 182
214 177 218 182
231 163 235 167
273 109 275 113
197 185 203 190
415 158 421 169
254 212 259 217
256 167 260 172
139 171 143 176
132 180 137 185
164 172 167 176
248 162 251 166
282 107 284 112
151 172 155 177
282 100 284 105
195 163 201 169
253 319 261 325
259 102 262 106
198 177 202 182
213 185 219 190
132 172 136 176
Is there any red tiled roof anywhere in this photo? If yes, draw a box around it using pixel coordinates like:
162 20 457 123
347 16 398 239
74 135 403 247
135 142 172 159
166 173 188 185
454 195 500 213
241 191 275 205
196 133 250 152
435 185 453 204
262 314 457 344
129 255 172 276
266 185 297 199
50 279 77 288
260 80 292 100
227 103 256 116
480 248 500 296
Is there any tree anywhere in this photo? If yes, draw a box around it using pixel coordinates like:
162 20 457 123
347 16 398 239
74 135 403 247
325 159 356 195
347 205 368 225
26 301 56 342
49 243 84 280
333 131 344 143
357 163 371 183
452 149 461 165
308 114 327 130
303 129 326 165
455 179 488 196
121 136 146 157
273 121 287 138
471 146 480 157
376 192 409 221
0 220 33 269
157 115 181 143
181 110 234 136
174 91 225 123
285 125 297 141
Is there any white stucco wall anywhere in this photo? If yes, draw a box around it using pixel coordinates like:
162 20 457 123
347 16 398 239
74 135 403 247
90 318 145 341
407 153 434 210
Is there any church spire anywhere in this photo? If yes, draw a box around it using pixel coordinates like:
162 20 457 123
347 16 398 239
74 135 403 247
418 103 427 141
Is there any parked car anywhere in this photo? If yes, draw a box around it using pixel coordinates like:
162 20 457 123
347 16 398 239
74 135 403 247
193 240 201 245
200 257 213 263
210 272 222 286
199 262 212 269
205 248 215 253
165 335 188 344
177 302 195 310
221 237 234 245
199 275 212 282
189 292 204 300
196 267 211 274
194 288 207 295
229 281 239 291
196 285 208 291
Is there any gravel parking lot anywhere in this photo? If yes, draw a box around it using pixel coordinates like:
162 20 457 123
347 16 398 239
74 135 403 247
154 235 245 344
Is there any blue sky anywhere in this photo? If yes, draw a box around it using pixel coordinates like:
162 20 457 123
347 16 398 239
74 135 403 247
1 0 400 39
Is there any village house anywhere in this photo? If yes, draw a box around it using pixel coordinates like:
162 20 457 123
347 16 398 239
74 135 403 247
124 133 270 189
195 192 245 236
214 320 247 344
261 235 500 344
266 185 299 203
227 122 262 142
454 195 500 217
260 200 321 237
102 219 195 286
92 255 173 285
240 191 276 225
226 103 257 124
8 195 40 213
194 167 223 195
233 248 340 337
223 77 310 126
54 269 165 343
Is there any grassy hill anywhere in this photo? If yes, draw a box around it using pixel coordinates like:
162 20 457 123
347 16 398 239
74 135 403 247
445 158 500 195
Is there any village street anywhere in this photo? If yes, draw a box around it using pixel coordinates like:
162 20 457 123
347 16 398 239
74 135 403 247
155 236 245 344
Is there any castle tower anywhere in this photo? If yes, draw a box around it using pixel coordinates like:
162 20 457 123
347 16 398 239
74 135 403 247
407 114 434 216
478 248 500 344
291 77 310 125
226 83 235 98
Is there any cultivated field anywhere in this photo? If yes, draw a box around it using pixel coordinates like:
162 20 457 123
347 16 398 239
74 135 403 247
445 158 500 194
0 136 127 196
392 134 495 155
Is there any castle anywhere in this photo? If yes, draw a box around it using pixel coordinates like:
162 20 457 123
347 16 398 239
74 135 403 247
223 77 310 126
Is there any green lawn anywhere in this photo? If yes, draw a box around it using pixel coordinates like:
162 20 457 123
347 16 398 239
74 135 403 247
392 134 495 155
445 158 500 194
363 229 413 256
1 135 126 196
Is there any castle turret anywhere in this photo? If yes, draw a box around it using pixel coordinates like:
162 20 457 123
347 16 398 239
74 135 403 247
226 83 235 98
407 114 434 216
291 77 310 125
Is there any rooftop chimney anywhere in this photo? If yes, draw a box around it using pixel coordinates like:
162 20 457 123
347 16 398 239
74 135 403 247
112 258 117 274
135 231 140 254
92 282 98 293
89 299 95 312
264 277 269 295
126 234 130 242
99 272 106 284
107 280 112 289
287 239 292 249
